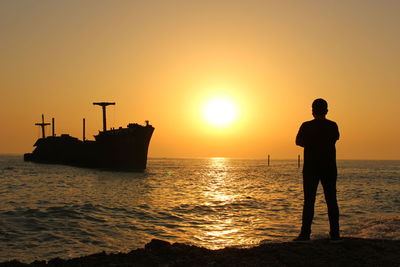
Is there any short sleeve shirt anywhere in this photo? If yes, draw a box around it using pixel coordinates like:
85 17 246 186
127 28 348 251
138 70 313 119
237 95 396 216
296 119 339 176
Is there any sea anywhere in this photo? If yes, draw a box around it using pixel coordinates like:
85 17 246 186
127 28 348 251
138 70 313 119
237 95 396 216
0 155 399 263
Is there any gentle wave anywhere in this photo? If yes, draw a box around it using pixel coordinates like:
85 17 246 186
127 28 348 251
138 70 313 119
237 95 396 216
345 216 400 240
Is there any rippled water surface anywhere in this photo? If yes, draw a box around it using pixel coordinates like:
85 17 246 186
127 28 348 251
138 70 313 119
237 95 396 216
0 156 399 262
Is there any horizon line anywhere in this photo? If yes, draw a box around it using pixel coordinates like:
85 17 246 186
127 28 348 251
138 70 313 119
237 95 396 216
0 154 399 161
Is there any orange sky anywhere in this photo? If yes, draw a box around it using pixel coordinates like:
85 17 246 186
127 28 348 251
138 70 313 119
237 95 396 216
1 1 399 159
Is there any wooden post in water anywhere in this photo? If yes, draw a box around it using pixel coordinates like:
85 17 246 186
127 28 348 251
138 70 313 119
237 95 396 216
83 118 86 141
297 154 300 168
268 154 270 166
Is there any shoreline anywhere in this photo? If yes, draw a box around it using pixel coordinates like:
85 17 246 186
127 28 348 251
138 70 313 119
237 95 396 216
1 237 399 266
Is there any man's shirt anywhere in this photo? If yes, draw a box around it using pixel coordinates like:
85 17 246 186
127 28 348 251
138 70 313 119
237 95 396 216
296 119 339 176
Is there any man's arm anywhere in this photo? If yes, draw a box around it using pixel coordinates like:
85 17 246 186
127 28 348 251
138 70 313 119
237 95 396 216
334 123 340 143
296 124 305 147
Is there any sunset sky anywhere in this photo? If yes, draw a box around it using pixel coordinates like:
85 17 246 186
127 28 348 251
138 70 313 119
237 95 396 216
1 1 399 159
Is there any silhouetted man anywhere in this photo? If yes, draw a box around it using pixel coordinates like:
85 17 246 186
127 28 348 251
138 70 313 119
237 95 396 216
294 98 340 241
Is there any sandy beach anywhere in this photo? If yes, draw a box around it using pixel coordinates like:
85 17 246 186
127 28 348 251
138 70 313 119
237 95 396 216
1 237 399 266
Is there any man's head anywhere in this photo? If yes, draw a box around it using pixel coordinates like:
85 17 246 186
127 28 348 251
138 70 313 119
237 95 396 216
312 98 328 118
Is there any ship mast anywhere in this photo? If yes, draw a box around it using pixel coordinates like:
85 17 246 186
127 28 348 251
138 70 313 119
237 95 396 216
93 102 115 132
35 114 51 139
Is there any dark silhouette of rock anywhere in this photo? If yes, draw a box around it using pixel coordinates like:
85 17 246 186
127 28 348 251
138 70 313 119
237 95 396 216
1 238 399 266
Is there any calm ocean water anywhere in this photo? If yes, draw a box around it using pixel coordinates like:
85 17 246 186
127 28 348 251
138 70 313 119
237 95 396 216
0 155 399 262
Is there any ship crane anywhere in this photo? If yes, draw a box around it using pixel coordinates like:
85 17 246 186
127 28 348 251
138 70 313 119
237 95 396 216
93 102 115 132
35 114 51 139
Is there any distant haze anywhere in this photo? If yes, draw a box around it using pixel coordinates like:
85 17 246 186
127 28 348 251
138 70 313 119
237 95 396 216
1 1 399 159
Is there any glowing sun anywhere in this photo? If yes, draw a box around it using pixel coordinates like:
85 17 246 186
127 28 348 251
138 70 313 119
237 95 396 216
203 98 238 127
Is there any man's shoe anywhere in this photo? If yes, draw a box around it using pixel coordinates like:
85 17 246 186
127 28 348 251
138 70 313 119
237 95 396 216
293 234 310 242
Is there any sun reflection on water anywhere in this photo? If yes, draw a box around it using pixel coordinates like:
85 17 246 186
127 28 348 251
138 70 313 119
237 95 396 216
122 158 302 249
203 158 234 203
195 158 246 248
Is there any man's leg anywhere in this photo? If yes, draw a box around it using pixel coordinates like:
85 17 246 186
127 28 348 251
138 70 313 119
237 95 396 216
300 175 319 237
321 176 340 238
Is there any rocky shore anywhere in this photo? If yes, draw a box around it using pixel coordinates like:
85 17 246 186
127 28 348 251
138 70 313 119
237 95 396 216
1 237 399 266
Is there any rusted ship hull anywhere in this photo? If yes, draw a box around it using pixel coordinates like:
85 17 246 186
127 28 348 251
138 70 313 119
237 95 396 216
24 123 154 171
